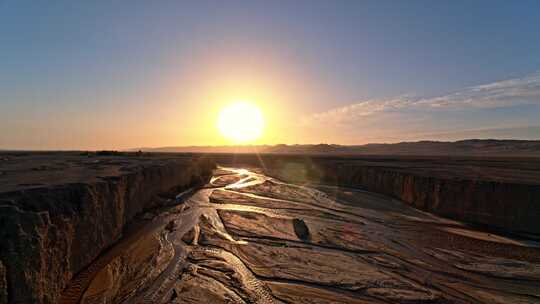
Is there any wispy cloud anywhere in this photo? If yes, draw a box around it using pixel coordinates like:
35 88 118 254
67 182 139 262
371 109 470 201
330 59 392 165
302 72 540 126
304 97 414 125
417 72 540 109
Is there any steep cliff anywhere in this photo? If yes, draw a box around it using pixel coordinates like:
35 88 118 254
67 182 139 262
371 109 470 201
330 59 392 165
0 153 214 303
213 154 540 237
318 164 540 236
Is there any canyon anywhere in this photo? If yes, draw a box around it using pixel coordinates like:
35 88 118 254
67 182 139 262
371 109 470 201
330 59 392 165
1 152 539 303
0 152 214 303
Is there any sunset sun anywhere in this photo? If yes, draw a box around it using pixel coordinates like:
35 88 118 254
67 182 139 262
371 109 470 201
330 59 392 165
217 102 265 143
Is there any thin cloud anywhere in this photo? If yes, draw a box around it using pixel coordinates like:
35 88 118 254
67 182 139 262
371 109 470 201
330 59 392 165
302 96 415 126
303 72 540 126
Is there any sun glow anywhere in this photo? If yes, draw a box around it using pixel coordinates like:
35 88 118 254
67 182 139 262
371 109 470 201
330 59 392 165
217 102 265 143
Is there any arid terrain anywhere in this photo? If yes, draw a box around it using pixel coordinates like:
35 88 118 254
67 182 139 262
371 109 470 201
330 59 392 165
71 167 540 303
3 0 540 302
1 152 540 303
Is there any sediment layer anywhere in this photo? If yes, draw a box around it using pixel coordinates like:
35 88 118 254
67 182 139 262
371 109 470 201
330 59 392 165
0 153 214 303
311 163 540 236
212 154 540 236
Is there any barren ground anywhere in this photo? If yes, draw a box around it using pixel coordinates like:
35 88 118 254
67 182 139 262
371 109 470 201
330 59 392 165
62 166 540 304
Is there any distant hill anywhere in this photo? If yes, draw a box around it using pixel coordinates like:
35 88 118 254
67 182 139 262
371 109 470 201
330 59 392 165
132 139 540 156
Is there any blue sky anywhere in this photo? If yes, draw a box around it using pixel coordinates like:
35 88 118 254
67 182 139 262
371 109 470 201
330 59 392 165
1 1 539 148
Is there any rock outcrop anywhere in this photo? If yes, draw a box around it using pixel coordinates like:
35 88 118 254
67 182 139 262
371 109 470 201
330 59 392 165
292 218 310 241
323 165 540 236
212 154 540 237
0 153 214 303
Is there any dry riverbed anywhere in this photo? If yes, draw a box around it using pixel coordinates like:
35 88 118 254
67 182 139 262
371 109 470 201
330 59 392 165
67 167 540 304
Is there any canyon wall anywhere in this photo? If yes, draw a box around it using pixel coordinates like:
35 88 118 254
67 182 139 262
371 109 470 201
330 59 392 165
0 155 214 304
214 154 540 237
310 164 540 236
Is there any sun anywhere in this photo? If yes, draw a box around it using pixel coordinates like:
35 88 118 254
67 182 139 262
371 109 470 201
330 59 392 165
217 102 264 143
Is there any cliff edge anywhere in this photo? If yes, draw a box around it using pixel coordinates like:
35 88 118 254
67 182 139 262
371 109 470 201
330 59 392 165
0 152 214 303
213 154 540 238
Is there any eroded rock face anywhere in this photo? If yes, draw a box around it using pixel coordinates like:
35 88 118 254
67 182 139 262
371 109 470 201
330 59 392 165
0 154 214 304
213 155 540 236
321 166 540 236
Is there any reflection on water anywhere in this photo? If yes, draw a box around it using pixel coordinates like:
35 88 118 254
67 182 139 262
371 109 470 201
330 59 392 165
65 166 540 304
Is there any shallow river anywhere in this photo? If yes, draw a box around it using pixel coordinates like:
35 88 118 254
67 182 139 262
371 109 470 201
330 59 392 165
62 167 540 304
